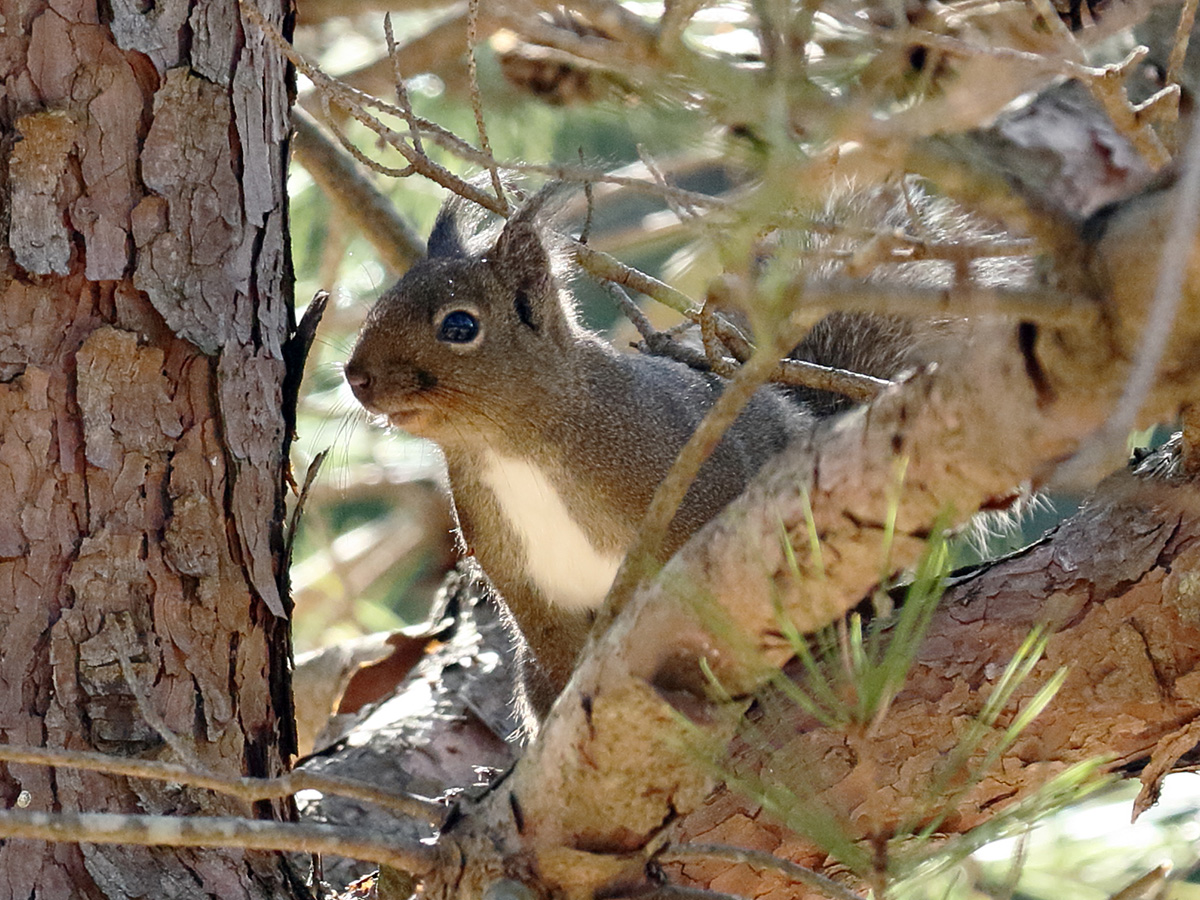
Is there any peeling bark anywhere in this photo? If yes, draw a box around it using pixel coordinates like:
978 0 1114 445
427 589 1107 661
0 1 299 897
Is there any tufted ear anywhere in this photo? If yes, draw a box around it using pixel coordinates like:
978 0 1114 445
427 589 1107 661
427 202 469 258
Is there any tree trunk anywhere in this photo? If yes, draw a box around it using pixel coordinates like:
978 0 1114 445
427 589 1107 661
0 1 300 896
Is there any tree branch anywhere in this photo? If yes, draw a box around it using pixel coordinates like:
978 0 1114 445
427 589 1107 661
290 106 425 274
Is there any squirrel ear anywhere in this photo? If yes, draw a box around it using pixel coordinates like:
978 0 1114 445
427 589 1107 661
492 185 565 295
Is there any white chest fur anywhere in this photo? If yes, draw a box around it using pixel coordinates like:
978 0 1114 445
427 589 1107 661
479 452 622 611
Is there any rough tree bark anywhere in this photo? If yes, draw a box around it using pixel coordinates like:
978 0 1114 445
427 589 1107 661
0 1 302 897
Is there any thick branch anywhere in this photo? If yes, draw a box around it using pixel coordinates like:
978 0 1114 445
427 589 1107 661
666 457 1200 895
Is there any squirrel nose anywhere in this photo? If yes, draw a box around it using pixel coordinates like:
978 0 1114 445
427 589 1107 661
344 364 372 398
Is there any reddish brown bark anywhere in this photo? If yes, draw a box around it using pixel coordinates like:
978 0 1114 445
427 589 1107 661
670 464 1200 897
0 1 299 896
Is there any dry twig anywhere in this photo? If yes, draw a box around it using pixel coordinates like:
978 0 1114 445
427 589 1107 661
0 743 444 823
467 0 507 212
659 844 868 900
382 13 425 159
290 108 425 272
1166 0 1199 94
0 809 438 874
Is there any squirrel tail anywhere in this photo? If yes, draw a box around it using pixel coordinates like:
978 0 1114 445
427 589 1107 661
786 312 948 416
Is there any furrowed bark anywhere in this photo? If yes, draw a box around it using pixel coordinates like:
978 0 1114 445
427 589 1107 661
0 1 299 896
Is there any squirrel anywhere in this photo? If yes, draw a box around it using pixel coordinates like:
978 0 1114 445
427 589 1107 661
344 189 934 724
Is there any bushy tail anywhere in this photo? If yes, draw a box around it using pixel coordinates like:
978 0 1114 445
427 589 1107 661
786 312 946 416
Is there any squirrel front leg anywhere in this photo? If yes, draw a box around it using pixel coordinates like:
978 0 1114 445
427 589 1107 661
499 591 594 719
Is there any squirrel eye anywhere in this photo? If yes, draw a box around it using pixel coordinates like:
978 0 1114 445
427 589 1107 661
437 310 480 344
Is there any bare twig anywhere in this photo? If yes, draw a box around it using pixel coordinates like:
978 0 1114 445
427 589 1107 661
605 283 659 342
302 45 723 211
285 447 328 563
1165 0 1199 96
243 0 505 213
573 242 699 316
771 357 890 401
315 91 415 180
283 2 727 212
659 844 868 900
587 245 907 400
713 312 754 363
1162 0 1199 150
467 0 507 211
638 144 699 223
644 337 720 372
699 298 738 378
0 743 445 824
291 108 425 272
579 247 854 398
329 97 507 212
0 809 439 874
611 282 891 402
1081 46 1170 169
604 283 732 381
579 150 595 244
382 13 425 159
287 0 714 207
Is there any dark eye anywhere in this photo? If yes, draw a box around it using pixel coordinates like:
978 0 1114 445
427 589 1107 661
438 310 480 344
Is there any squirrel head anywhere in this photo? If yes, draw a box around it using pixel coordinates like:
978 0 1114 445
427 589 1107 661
345 190 581 446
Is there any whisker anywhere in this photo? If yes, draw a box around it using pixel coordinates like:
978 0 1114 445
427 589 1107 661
314 334 354 356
